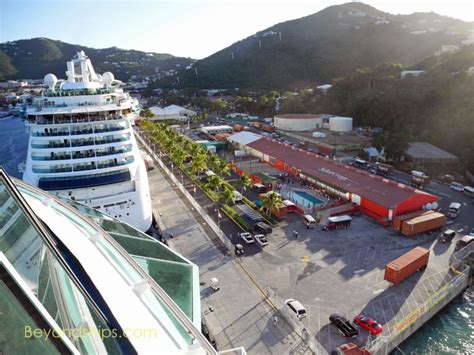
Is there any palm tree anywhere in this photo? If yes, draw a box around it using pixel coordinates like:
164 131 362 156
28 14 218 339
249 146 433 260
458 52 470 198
237 173 252 194
259 191 283 217
172 147 186 166
140 108 154 119
190 152 208 177
219 185 235 205
206 175 223 191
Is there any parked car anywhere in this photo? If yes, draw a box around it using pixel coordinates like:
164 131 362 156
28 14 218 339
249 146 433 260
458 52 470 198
254 234 269 247
239 232 255 244
438 229 456 243
254 221 272 235
285 299 307 320
450 182 464 191
353 314 383 336
235 243 244 256
455 235 474 251
329 314 358 337
469 229 474 237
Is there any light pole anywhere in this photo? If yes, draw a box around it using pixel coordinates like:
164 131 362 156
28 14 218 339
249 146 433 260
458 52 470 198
193 185 197 198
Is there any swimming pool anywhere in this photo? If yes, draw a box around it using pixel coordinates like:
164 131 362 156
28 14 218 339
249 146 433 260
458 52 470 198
292 191 324 208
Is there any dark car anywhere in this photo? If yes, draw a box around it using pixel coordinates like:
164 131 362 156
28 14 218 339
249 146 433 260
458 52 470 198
353 314 383 336
254 221 272 235
438 229 456 243
329 314 358 338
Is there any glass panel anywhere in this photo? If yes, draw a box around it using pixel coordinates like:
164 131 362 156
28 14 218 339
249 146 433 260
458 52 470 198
0 177 120 354
0 277 61 355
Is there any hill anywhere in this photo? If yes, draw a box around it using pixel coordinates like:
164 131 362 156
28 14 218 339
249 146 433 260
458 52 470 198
279 45 474 171
0 38 195 81
152 2 473 90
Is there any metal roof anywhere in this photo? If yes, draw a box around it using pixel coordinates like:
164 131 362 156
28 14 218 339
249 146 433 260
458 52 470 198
246 138 436 208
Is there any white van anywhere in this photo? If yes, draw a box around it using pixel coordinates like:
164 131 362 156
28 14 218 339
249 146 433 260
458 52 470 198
450 182 464 192
303 214 316 229
285 299 307 320
232 190 243 203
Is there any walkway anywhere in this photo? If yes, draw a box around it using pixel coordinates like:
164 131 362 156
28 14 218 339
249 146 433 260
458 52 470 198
146 154 308 354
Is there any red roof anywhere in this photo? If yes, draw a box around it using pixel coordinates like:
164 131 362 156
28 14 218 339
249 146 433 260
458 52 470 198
247 138 436 208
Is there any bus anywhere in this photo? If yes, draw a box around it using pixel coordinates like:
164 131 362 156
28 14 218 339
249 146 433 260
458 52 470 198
322 215 352 231
353 159 369 170
463 186 474 198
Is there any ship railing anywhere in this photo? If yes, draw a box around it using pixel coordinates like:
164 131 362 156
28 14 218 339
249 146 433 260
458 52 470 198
71 140 95 147
30 115 124 125
31 142 70 149
32 166 73 173
32 155 72 161
31 131 70 137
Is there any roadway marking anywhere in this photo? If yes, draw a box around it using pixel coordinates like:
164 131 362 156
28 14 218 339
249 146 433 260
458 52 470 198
438 192 451 198
354 269 365 274
373 289 384 295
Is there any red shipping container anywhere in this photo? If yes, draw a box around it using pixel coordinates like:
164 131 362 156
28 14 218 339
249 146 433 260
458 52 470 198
400 212 445 236
261 124 274 133
393 210 433 231
384 247 429 284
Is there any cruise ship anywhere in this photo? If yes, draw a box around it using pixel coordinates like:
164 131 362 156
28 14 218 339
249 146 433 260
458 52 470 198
22 51 152 232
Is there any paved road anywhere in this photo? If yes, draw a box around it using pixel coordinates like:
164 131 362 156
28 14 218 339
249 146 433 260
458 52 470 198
142 140 309 354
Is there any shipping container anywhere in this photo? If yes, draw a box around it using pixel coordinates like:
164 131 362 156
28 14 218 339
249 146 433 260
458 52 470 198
393 210 433 231
261 124 274 133
251 122 262 129
215 133 230 141
400 212 445 236
376 163 394 175
384 247 429 284
234 150 247 157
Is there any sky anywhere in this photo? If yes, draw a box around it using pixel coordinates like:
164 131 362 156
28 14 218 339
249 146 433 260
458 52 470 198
1 0 473 59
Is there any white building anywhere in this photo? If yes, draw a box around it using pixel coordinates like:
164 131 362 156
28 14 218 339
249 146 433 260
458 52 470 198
274 114 353 132
200 125 233 135
401 70 425 79
149 104 196 121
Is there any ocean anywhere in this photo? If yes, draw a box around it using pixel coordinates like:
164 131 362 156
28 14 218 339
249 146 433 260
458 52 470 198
0 116 472 353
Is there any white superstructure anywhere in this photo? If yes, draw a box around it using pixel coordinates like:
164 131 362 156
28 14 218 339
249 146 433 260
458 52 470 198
23 51 152 232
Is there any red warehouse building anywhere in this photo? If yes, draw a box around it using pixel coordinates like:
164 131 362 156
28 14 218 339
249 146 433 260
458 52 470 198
239 136 439 224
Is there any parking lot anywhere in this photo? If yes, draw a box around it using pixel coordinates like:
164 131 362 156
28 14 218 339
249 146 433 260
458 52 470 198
238 212 461 352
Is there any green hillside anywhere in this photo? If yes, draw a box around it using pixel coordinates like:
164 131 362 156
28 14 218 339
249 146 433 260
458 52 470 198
279 46 474 171
0 38 194 81
152 2 472 90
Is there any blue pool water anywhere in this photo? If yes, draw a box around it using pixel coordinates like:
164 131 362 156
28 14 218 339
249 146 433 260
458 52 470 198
292 190 323 208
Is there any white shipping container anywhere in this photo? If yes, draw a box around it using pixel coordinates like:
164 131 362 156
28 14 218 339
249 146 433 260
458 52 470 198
234 150 247 157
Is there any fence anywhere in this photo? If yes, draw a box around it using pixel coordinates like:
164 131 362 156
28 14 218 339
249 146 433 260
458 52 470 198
366 264 469 354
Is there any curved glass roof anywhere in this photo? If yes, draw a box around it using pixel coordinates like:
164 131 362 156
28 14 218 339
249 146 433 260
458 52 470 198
0 168 213 354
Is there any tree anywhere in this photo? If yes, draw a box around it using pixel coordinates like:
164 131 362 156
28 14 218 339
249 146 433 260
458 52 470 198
190 152 208 176
205 175 223 191
236 173 252 194
219 185 235 205
259 191 282 217
384 132 409 162
140 108 154 119
171 147 186 166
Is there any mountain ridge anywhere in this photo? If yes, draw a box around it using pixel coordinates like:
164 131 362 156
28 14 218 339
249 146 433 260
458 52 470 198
0 37 195 81
152 2 473 90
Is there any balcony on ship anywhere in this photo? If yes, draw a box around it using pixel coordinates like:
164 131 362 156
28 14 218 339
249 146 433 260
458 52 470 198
32 164 73 173
31 152 72 161
97 156 134 170
31 140 70 149
27 111 124 125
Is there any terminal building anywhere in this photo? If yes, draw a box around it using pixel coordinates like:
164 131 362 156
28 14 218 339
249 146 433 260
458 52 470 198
228 132 439 223
0 168 241 354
